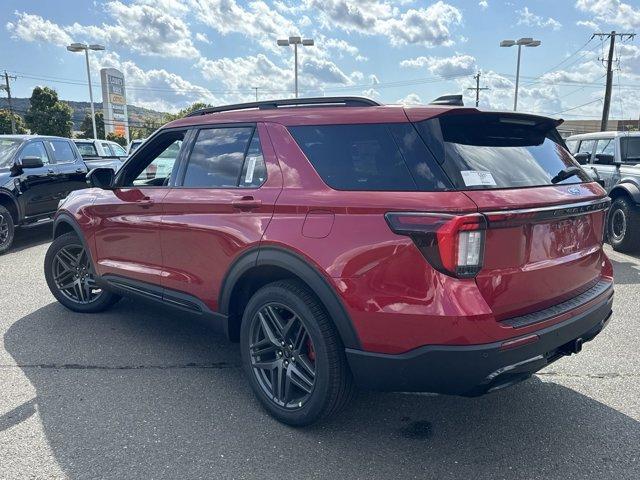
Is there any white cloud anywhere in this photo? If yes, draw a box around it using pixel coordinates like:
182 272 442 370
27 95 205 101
362 88 381 99
517 7 562 30
396 93 422 105
195 32 211 44
91 51 221 112
306 0 463 47
6 12 72 46
479 1 488 10
400 54 476 78
576 19 599 29
575 0 640 30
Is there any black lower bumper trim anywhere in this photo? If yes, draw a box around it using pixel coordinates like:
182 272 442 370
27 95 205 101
345 289 613 396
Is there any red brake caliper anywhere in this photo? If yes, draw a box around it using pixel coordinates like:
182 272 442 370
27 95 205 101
306 337 316 362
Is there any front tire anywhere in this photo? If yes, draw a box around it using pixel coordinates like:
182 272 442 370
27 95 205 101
44 232 121 313
0 205 15 254
608 197 640 252
240 280 354 426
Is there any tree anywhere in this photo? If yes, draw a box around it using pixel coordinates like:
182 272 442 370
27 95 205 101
130 117 161 140
79 110 105 139
24 86 73 137
106 132 127 147
163 102 212 122
0 109 27 134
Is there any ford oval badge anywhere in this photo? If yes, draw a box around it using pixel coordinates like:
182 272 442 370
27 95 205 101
567 186 581 195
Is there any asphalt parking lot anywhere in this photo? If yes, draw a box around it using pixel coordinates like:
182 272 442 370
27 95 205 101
0 224 639 480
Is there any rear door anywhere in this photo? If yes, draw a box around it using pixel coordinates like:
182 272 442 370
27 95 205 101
411 111 609 320
160 123 281 311
46 139 88 200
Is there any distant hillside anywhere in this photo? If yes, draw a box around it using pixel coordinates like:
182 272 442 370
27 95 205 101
0 97 168 130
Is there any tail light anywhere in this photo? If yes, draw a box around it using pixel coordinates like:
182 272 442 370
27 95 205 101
385 212 486 278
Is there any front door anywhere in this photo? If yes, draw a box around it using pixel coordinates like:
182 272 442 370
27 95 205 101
16 140 59 218
89 129 186 286
45 138 88 201
160 123 282 311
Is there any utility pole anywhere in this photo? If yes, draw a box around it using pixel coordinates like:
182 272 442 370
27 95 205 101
1 71 17 134
467 72 489 107
253 87 259 101
592 31 635 131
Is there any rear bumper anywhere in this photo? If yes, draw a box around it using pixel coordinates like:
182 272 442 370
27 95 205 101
345 287 613 396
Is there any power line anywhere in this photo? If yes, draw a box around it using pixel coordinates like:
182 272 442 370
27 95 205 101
466 72 489 107
0 71 18 133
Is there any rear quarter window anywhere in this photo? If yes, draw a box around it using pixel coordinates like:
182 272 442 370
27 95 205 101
48 140 76 163
415 114 591 189
288 123 451 191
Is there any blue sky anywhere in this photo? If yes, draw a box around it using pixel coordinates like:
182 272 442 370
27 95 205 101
1 0 639 120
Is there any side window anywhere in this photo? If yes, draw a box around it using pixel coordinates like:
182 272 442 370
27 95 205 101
75 142 98 156
111 143 127 156
120 130 185 187
48 140 76 163
20 141 50 164
182 127 255 188
620 137 640 164
565 139 577 154
577 139 595 154
101 143 114 156
594 139 615 165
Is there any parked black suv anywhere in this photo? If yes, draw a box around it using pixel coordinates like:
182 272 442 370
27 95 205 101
0 135 87 252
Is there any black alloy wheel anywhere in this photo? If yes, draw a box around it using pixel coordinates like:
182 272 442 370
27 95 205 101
52 244 102 304
249 303 317 409
44 232 121 312
0 205 15 253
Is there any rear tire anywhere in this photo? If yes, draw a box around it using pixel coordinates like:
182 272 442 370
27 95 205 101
608 197 640 252
0 205 15 254
240 279 354 426
44 232 121 313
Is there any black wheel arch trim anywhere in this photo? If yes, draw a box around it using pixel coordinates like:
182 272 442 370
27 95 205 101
610 182 640 205
52 213 96 270
0 189 21 223
219 245 362 349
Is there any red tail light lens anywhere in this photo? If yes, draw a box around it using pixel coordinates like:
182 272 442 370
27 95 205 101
385 212 486 278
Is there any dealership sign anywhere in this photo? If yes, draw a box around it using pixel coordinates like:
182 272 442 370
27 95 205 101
100 68 129 141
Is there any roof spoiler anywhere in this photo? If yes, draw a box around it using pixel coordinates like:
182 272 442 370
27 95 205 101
429 94 464 107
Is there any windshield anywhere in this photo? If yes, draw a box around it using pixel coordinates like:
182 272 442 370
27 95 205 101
0 139 21 168
415 114 591 190
621 137 640 163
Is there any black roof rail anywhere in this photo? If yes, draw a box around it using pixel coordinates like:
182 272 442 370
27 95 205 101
429 94 464 107
185 96 382 117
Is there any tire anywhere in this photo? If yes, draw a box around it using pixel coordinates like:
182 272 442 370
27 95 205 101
44 232 121 313
240 279 354 426
0 205 15 254
608 197 640 252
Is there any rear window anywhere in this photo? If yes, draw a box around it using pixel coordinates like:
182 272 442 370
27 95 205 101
288 123 451 191
48 140 76 163
621 137 640 163
415 114 591 189
75 142 98 156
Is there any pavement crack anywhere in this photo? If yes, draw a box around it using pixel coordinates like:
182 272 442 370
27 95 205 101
0 362 241 370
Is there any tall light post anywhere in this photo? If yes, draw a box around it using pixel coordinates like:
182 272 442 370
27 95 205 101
277 36 314 98
500 37 541 111
67 42 105 139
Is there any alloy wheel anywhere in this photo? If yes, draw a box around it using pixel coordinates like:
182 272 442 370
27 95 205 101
249 303 316 409
0 214 9 246
611 208 627 241
52 244 102 304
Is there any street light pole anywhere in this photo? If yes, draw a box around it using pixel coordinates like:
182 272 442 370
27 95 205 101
277 36 314 98
500 37 541 111
67 43 105 139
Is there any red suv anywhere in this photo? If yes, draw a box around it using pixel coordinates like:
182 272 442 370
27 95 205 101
44 97 614 425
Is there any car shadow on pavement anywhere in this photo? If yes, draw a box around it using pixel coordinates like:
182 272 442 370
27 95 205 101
4 300 640 480
609 254 640 285
6 222 52 254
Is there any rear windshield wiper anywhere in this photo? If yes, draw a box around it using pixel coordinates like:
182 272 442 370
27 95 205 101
551 166 583 184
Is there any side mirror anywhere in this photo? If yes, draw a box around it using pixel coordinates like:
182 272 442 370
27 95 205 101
594 153 615 165
20 156 45 169
86 168 115 189
573 152 590 165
